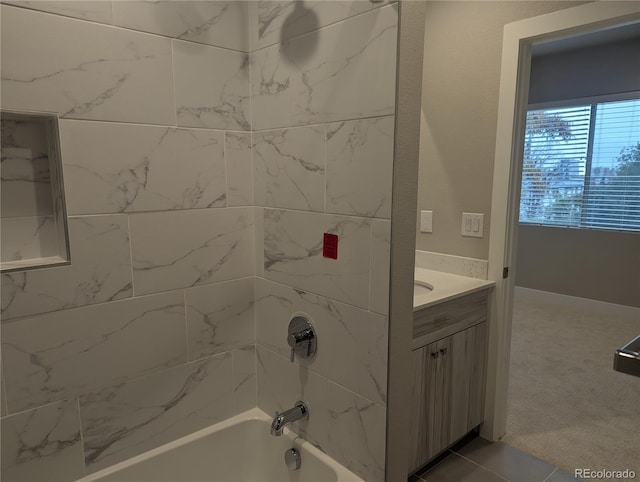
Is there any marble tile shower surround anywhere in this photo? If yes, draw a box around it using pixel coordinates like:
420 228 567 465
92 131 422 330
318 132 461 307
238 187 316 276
0 119 53 219
111 1 250 52
0 117 60 263
80 353 235 473
263 208 372 309
255 278 388 406
1 215 133 321
0 2 397 481
130 207 254 296
0 399 85 482
60 121 228 215
250 2 398 130
253 125 326 212
256 345 386 482
3 1 113 24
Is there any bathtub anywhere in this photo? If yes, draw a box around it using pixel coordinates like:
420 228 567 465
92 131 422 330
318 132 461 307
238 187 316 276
78 408 364 482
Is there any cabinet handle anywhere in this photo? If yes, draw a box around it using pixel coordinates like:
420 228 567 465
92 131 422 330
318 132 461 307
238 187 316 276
431 352 439 359
440 348 448 355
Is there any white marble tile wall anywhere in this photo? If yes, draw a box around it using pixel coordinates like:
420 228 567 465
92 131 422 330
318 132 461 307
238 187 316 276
0 399 85 482
370 219 392 316
173 40 251 131
0 4 257 481
1 3 398 481
253 1 379 51
1 118 53 219
2 291 186 412
60 120 227 215
186 277 255 360
225 132 254 207
130 207 254 295
255 278 388 405
253 126 326 211
1 216 58 262
80 353 235 472
0 363 7 417
257 346 386 482
1 5 175 125
112 1 249 52
233 345 257 414
326 117 395 218
3 1 113 24
250 3 398 130
1 215 133 320
263 208 372 308
251 5 397 482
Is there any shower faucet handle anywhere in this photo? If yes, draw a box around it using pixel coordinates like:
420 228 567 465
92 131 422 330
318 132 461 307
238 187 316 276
287 315 317 363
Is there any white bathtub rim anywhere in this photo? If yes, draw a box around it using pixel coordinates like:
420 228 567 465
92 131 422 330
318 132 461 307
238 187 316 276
75 407 363 482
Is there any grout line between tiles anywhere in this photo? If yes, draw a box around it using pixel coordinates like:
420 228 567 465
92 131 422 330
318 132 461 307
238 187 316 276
543 467 559 482
256 344 386 409
170 39 178 128
254 276 388 319
252 2 398 54
183 290 190 362
2 3 250 54
453 451 511 482
126 215 136 298
1 276 255 324
223 132 230 207
76 397 88 474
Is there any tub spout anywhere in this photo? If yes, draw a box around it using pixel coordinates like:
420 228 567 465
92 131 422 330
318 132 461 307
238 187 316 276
270 401 308 436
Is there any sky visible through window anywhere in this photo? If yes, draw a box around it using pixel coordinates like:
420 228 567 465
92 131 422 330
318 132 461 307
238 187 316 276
592 98 640 171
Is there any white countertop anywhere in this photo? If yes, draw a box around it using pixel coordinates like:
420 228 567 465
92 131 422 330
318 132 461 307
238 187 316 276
414 267 495 311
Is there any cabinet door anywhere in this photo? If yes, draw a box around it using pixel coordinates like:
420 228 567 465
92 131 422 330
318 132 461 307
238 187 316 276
449 321 488 442
428 337 452 460
408 346 427 472
467 321 487 430
408 338 452 472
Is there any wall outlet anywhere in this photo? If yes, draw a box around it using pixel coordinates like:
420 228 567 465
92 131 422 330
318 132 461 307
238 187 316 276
420 210 433 233
461 213 484 238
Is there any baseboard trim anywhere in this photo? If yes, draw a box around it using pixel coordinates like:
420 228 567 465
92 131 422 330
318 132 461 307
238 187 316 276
514 286 640 318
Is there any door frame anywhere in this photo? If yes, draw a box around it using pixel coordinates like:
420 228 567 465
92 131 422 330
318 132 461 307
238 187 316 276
482 1 640 441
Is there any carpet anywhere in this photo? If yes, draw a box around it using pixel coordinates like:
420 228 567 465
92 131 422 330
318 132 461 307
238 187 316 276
503 293 640 482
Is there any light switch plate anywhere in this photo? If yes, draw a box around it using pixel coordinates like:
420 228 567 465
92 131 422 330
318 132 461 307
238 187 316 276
461 212 484 238
420 210 433 233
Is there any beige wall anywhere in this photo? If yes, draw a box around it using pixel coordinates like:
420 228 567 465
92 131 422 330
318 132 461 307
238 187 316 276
529 37 640 104
416 1 588 260
516 225 640 307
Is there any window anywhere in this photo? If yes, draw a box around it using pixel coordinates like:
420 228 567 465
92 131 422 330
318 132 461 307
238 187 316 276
519 97 640 232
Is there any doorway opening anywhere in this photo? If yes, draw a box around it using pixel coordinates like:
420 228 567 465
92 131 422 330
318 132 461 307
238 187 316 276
485 1 640 475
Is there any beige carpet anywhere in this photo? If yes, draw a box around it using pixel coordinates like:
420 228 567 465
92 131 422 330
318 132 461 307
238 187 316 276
504 293 640 481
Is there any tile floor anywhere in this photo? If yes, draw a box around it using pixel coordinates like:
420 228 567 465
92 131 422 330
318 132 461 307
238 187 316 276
409 437 581 482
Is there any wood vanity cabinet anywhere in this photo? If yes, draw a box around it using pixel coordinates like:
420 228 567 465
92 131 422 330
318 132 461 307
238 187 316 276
408 290 489 473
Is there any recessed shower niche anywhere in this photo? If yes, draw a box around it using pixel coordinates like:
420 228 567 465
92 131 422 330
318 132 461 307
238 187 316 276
1 110 70 272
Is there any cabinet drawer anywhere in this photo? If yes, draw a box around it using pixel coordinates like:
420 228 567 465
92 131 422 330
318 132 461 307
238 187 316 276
413 290 487 342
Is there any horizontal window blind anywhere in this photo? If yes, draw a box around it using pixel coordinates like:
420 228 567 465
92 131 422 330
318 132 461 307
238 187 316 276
519 98 640 233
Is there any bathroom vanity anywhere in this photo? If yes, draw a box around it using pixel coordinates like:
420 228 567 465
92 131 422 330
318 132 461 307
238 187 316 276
409 269 494 473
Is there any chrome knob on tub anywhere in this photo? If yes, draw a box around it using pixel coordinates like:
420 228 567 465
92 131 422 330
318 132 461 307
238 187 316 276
287 315 317 363
285 448 301 471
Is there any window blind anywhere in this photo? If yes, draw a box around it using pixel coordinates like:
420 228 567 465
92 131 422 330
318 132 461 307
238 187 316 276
519 98 640 232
